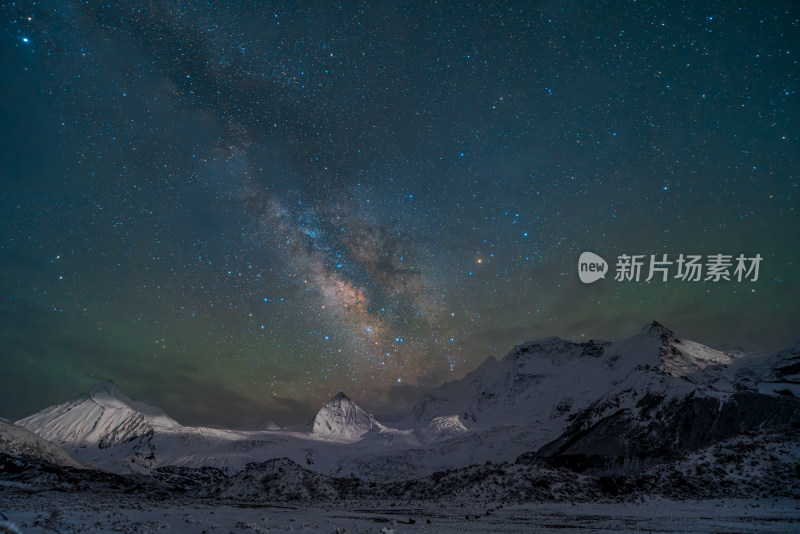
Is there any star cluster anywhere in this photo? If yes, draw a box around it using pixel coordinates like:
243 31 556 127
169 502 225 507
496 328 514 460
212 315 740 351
1 1 797 426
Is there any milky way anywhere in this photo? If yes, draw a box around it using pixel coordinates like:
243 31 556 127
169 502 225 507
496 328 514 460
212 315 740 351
1 1 798 426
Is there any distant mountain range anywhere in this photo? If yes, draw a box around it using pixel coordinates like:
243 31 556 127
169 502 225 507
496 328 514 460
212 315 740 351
4 321 799 485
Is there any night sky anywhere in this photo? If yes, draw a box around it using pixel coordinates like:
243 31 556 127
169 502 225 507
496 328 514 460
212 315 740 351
1 1 798 428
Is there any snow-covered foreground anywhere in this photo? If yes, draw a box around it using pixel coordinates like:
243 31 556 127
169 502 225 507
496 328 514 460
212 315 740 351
1 493 799 533
3 322 799 533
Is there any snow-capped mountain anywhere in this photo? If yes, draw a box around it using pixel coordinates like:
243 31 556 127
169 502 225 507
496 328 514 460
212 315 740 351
0 418 84 469
325 321 779 479
17 380 179 448
11 321 798 483
15 380 184 471
714 343 800 397
527 364 800 474
311 391 377 439
15 383 403 476
407 321 732 442
4 321 798 534
639 320 733 375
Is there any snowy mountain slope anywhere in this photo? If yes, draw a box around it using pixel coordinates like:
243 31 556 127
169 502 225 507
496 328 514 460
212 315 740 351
629 321 733 376
12 321 799 482
15 382 414 476
4 430 797 511
15 380 184 472
699 343 800 397
0 418 84 469
527 364 800 474
408 337 612 431
624 427 800 500
15 380 533 480
192 427 799 505
327 423 557 481
311 391 377 439
405 321 734 450
17 380 179 448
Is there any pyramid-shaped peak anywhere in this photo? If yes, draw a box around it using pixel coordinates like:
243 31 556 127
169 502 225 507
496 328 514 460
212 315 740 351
641 320 676 340
312 391 375 439
631 321 733 376
328 391 351 403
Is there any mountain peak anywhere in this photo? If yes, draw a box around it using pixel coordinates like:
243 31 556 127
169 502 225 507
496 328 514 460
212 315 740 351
642 320 676 340
631 321 733 376
88 379 127 400
83 380 157 415
329 391 350 403
311 391 375 439
17 381 179 448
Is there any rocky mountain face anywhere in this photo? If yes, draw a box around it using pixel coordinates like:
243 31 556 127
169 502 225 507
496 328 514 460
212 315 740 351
526 365 800 474
8 321 799 497
0 418 84 469
311 391 377 439
407 321 740 447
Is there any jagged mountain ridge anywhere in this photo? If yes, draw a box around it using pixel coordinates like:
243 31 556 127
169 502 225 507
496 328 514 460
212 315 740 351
11 321 798 482
407 322 733 440
526 364 800 474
